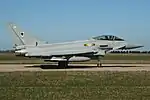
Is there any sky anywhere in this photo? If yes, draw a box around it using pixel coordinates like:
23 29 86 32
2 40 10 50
0 0 150 50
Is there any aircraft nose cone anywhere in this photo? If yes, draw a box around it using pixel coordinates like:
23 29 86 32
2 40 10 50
125 44 144 49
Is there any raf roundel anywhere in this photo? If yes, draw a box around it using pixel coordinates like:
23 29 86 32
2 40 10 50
20 32 24 37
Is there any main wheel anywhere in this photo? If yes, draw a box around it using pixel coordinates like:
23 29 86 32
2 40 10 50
58 61 68 68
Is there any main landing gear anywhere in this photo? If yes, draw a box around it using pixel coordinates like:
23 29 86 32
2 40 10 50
58 61 69 68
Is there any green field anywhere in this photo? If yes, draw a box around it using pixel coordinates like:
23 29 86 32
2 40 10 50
0 71 150 100
0 53 150 64
0 53 150 99
103 53 150 60
1 53 150 60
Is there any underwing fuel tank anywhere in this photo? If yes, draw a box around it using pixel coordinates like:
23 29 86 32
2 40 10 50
69 56 91 62
44 56 91 62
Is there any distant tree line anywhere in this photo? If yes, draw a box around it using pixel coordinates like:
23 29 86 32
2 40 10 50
0 50 15 53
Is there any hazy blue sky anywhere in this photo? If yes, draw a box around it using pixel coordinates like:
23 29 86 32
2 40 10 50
0 0 150 50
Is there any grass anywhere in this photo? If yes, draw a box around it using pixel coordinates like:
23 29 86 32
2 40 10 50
1 53 150 61
0 53 36 60
103 53 150 60
0 71 150 100
0 53 150 64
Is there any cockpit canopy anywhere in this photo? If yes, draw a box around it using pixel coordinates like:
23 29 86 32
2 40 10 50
92 35 124 41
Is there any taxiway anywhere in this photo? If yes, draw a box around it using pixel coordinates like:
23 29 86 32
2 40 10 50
0 64 150 72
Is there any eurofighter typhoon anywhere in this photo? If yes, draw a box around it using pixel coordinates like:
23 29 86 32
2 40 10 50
8 22 143 68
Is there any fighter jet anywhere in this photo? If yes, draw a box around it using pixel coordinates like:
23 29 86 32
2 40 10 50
8 22 144 67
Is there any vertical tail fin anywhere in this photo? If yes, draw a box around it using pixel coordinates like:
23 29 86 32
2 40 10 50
8 22 25 48
8 22 47 48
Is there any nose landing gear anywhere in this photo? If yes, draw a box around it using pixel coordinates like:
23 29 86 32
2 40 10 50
97 56 102 67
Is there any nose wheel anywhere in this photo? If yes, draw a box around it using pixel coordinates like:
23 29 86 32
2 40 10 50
97 62 102 67
97 56 102 67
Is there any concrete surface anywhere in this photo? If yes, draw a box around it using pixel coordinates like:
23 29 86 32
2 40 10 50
0 64 150 72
